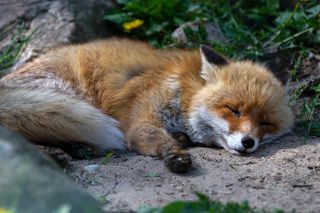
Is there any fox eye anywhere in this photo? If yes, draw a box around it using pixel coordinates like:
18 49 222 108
260 121 273 126
226 105 241 117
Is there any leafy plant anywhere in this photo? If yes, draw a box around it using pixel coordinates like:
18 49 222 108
104 0 320 59
205 0 319 59
104 0 212 47
138 192 284 213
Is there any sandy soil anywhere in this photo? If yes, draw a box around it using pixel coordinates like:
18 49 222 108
63 133 320 212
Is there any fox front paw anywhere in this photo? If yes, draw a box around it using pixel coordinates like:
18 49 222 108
164 151 192 173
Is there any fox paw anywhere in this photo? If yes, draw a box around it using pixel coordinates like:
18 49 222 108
164 152 192 173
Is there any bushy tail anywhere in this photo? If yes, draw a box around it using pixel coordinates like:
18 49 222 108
0 87 125 153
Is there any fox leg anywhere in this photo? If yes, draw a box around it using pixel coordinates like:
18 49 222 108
171 132 193 148
127 123 192 173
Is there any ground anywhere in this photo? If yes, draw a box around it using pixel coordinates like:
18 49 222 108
61 133 320 212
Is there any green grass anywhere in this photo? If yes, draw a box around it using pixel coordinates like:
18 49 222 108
105 0 320 58
0 22 34 73
138 193 285 213
100 152 113 165
295 83 320 137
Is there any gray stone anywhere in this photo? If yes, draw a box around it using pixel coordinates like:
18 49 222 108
204 22 227 44
172 21 226 45
84 164 100 173
172 22 199 44
0 126 104 213
0 0 118 73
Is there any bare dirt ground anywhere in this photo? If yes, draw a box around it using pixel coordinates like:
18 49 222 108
62 133 320 212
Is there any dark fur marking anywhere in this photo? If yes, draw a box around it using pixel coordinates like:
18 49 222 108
125 65 146 81
200 45 228 66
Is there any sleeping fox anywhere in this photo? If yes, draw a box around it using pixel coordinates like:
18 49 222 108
0 38 293 173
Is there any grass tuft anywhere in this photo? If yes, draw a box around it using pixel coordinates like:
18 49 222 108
0 22 35 73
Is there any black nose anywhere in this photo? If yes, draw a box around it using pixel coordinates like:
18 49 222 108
241 137 255 149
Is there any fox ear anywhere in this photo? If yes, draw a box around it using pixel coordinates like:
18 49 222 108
199 45 228 80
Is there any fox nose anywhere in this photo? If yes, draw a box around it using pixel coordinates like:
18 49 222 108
241 136 255 149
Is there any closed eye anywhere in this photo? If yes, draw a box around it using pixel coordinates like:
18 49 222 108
260 121 274 127
225 105 241 117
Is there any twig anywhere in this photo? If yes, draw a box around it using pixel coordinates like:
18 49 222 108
274 28 313 47
292 184 313 188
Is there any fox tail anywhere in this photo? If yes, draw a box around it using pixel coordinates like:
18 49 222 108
0 86 125 155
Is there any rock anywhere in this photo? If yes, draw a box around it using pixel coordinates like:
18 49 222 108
172 21 226 45
204 22 227 44
68 0 119 43
84 164 100 173
14 1 75 69
0 0 119 74
0 126 104 213
172 22 199 44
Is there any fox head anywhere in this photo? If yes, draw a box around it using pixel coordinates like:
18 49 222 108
188 45 294 155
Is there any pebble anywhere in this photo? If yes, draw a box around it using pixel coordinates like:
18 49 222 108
176 186 184 192
84 164 100 173
179 192 187 197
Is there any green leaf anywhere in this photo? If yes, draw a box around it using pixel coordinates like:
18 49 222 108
194 192 210 202
100 152 113 165
311 83 320 93
104 13 130 24
116 0 131 4
162 201 185 212
275 11 291 25
138 205 162 213
306 5 320 16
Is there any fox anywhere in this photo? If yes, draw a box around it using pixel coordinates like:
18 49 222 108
0 38 293 173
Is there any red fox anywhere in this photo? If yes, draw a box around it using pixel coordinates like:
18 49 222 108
0 38 293 173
